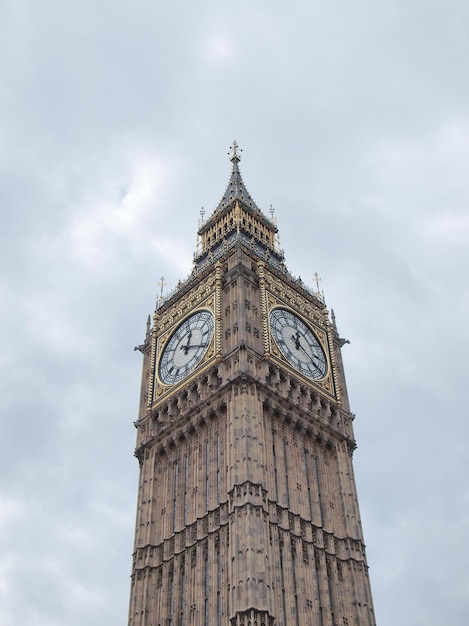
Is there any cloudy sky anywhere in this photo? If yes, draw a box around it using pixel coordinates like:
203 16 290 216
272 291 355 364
1 1 469 624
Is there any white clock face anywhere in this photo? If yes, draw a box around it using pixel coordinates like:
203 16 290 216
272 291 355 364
159 310 214 385
269 308 327 380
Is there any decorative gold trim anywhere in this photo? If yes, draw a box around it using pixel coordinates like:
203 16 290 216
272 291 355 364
263 269 324 326
146 271 218 411
157 274 217 335
198 202 278 256
257 261 269 357
215 262 223 358
152 295 217 405
268 304 329 375
146 311 159 411
265 294 336 398
324 307 342 406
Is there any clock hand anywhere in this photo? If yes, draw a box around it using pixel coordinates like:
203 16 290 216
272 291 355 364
299 344 320 367
180 343 208 351
298 343 310 357
291 335 320 367
181 330 193 354
292 331 301 350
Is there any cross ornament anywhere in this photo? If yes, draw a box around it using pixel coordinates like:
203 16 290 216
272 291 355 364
229 140 242 161
313 272 322 292
157 276 166 302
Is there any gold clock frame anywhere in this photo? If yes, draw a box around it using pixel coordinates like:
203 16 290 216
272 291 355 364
147 264 223 409
259 268 339 400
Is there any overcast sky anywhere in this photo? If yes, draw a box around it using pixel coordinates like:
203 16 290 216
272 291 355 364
1 1 469 625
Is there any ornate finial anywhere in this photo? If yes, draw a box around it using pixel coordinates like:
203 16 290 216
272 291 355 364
135 314 152 353
157 276 166 304
199 206 206 227
228 140 242 163
269 204 275 220
313 272 322 292
331 309 350 345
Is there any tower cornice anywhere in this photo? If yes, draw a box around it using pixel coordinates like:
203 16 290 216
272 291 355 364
135 369 356 461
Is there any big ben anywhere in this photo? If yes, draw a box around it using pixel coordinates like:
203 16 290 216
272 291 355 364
128 143 376 626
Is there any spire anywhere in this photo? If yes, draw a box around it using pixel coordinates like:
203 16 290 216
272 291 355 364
194 142 284 270
216 140 260 213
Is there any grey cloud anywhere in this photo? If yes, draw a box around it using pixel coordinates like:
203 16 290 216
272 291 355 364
1 1 469 625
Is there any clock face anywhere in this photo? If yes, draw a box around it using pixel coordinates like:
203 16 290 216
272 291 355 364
159 310 214 385
269 308 327 380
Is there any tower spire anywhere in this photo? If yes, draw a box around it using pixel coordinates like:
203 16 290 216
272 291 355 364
216 140 259 213
194 143 283 270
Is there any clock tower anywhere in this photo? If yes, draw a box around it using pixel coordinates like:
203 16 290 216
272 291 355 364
128 144 376 626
